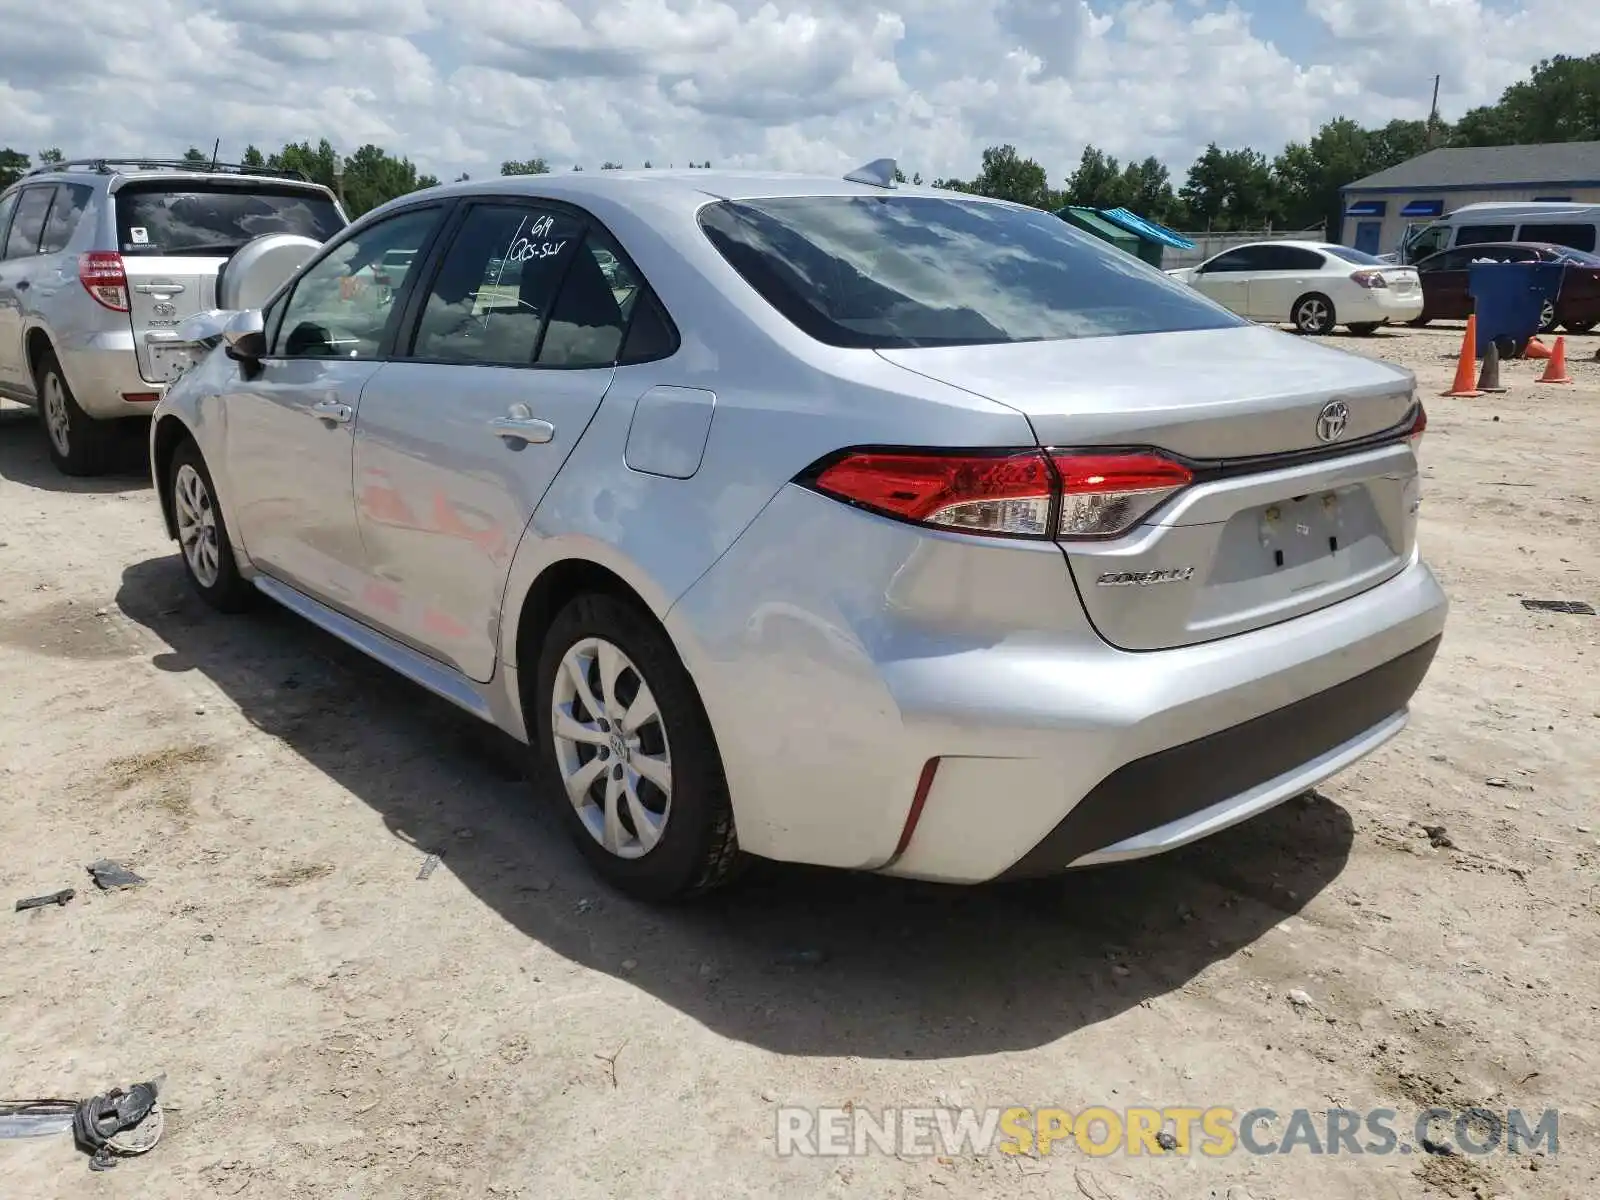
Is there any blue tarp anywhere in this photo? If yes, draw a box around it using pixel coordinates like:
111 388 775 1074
1098 207 1195 250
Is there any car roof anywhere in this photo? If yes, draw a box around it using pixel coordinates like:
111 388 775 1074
405 169 1010 216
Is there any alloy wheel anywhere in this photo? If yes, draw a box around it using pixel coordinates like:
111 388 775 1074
174 463 222 588
1297 298 1330 334
550 636 673 859
42 372 71 457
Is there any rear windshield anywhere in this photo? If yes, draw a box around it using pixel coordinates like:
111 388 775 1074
1322 245 1386 265
115 183 344 256
697 195 1241 348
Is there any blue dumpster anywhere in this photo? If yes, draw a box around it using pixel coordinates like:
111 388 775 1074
1468 261 1565 356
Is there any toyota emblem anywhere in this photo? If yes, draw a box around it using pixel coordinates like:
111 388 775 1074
1315 400 1350 443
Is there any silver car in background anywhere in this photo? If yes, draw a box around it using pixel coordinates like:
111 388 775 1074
150 164 1447 901
0 157 344 474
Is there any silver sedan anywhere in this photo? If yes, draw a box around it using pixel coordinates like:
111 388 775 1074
150 164 1447 900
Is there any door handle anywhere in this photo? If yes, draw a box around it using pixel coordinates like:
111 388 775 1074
311 399 353 424
15 280 29 291
489 407 554 446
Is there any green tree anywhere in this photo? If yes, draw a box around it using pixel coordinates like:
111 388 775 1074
1064 145 1130 210
1120 156 1179 224
500 158 550 175
241 144 266 168
601 161 623 170
1179 144 1279 230
968 144 1055 208
37 147 63 164
1453 53 1600 145
0 148 29 189
182 146 210 165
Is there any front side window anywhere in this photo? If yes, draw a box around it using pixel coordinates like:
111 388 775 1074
0 192 18 251
1406 224 1449 259
699 195 1240 349
38 184 95 254
410 204 583 365
2 187 53 259
116 183 345 257
274 207 440 359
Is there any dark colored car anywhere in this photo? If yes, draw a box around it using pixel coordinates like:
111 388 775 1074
1411 242 1600 334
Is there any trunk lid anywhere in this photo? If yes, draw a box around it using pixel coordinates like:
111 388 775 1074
121 256 224 382
878 325 1422 651
1378 265 1421 298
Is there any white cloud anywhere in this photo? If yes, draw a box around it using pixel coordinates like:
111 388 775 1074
0 0 1590 185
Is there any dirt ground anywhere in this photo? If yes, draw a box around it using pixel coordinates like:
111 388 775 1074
2 323 1597 1200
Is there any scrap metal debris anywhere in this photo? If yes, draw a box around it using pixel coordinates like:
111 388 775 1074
73 1077 166 1171
86 860 147 891
0 1100 78 1138
416 852 444 881
14 888 75 912
1520 599 1595 616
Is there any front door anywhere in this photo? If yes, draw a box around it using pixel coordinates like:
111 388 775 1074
222 204 444 609
0 186 53 391
1190 247 1255 315
1354 221 1382 256
352 201 642 680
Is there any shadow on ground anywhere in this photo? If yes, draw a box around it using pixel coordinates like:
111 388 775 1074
116 554 1353 1060
0 406 151 493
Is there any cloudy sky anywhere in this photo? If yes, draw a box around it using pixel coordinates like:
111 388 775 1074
1 0 1594 184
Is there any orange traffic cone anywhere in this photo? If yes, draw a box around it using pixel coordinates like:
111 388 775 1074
1443 315 1482 397
1538 335 1573 384
1524 337 1552 360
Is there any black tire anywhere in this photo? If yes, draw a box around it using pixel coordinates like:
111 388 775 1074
167 438 254 613
1407 315 1431 327
1291 293 1336 335
1562 318 1596 335
1537 299 1558 335
1346 322 1382 336
532 592 740 901
34 349 116 477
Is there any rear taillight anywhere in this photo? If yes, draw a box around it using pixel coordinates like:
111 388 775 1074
808 448 1193 540
1050 451 1194 538
79 251 129 312
1351 269 1389 289
1407 402 1427 451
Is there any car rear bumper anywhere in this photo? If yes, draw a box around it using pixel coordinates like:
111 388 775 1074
1342 289 1424 324
667 485 1449 884
58 330 165 418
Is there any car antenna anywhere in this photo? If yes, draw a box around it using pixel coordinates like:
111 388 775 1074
844 158 897 189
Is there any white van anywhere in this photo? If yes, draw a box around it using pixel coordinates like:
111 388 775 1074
1394 201 1600 264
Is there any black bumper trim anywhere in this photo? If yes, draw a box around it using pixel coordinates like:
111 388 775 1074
998 634 1442 880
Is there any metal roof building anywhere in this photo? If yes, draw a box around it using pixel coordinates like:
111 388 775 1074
1340 141 1600 255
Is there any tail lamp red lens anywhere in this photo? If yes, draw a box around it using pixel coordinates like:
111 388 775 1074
1406 401 1427 450
811 448 1194 540
1351 269 1389 289
78 251 129 312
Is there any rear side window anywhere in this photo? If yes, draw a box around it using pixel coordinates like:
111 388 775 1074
410 204 584 365
1455 224 1515 247
115 183 344 256
1518 223 1597 253
699 195 1241 349
0 192 18 252
1258 246 1326 270
38 184 94 254
1323 245 1386 266
3 186 53 259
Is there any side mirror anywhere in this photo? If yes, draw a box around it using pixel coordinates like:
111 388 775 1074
223 310 267 377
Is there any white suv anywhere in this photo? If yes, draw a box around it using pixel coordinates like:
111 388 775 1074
0 157 345 475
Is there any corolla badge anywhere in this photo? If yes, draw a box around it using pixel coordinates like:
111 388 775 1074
1096 567 1196 587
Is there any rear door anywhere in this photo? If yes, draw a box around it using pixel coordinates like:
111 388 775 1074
1245 245 1326 322
350 200 643 681
221 204 445 609
113 177 346 384
1415 248 1476 319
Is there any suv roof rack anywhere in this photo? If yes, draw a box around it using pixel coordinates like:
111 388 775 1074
23 157 310 182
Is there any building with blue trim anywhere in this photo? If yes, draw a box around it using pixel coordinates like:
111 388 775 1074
1340 140 1600 255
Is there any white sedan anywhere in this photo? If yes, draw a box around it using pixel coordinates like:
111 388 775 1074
1167 240 1423 335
